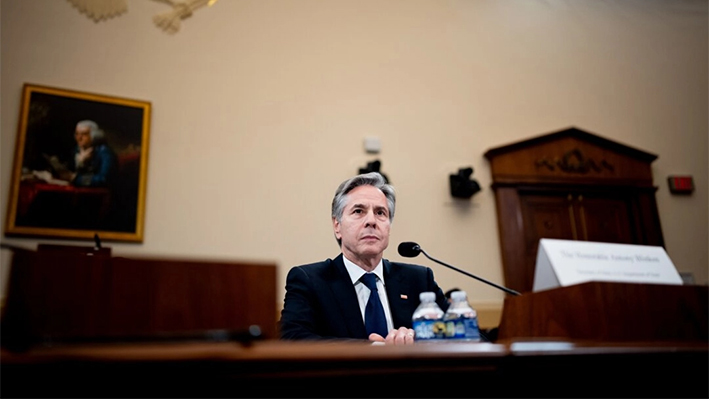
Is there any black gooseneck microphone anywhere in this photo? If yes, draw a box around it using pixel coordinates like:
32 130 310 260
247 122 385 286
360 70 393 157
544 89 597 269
398 241 521 296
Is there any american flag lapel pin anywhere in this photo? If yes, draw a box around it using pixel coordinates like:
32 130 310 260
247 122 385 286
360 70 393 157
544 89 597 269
400 294 408 299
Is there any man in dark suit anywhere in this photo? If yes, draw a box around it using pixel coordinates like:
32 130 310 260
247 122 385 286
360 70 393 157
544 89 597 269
279 172 449 345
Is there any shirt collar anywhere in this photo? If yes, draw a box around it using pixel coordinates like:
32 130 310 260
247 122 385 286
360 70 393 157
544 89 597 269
342 254 384 285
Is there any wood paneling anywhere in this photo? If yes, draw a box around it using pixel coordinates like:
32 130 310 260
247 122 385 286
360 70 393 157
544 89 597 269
497 282 708 342
1 249 277 350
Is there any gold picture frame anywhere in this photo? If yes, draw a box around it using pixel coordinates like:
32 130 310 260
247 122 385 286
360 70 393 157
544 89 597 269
4 83 151 242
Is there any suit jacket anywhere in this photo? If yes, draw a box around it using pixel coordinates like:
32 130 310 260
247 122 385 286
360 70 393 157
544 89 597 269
279 253 449 340
70 144 118 187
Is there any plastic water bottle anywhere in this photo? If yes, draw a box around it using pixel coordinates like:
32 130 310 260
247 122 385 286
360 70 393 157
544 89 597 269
443 290 481 341
412 291 446 341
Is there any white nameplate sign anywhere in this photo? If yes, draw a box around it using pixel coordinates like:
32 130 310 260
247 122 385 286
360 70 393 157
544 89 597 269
533 239 683 292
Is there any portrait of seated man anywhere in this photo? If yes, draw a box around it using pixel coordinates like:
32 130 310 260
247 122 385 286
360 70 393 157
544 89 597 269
49 119 119 187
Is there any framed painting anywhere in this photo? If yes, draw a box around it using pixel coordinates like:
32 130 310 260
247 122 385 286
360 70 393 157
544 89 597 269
4 83 151 242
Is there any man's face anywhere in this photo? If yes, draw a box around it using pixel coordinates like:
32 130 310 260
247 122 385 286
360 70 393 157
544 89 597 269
74 126 92 149
333 185 391 263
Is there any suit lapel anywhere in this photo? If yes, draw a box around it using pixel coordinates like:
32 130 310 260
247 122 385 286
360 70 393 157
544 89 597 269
383 260 412 328
327 254 368 338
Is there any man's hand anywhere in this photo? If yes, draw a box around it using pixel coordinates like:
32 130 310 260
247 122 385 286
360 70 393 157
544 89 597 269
368 326 416 345
75 147 93 167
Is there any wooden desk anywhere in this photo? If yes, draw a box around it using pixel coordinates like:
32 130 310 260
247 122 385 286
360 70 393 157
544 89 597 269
2 339 707 397
2 249 706 397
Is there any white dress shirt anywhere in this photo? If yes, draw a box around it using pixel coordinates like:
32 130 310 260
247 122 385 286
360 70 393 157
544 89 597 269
342 255 394 334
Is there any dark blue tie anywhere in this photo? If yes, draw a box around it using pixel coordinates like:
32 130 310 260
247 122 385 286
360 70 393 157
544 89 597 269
361 273 388 337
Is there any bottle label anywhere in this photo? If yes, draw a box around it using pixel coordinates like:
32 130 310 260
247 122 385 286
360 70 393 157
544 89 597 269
444 317 481 340
413 319 446 341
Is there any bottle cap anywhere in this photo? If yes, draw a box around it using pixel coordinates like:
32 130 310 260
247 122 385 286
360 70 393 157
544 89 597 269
450 290 467 300
419 292 435 301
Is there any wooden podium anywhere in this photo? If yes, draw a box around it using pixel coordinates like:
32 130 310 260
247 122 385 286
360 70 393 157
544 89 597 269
497 281 708 342
1 247 278 350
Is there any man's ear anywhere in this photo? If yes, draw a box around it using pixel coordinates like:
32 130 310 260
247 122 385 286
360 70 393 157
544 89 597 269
332 217 341 240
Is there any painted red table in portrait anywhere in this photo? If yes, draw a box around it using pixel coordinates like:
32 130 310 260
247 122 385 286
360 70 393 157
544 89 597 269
15 180 111 230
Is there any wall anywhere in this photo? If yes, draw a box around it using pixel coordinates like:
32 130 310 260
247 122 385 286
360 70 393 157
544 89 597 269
1 0 707 326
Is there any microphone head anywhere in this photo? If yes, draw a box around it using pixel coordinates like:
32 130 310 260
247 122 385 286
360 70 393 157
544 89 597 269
398 242 421 258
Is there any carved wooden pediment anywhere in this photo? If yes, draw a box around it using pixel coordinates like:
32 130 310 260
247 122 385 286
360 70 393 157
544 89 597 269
484 127 658 187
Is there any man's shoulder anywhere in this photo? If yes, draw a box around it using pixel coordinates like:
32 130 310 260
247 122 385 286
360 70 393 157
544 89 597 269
291 254 343 272
286 256 346 284
294 258 333 270
384 259 429 273
94 144 116 155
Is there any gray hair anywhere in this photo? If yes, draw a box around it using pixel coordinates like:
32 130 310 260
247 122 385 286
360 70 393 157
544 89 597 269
76 120 104 142
331 172 396 246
